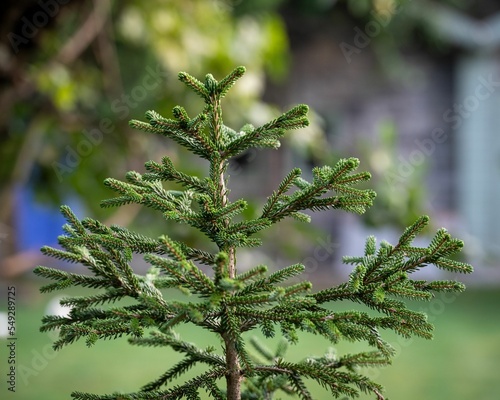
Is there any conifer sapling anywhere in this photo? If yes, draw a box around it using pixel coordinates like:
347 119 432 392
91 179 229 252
35 66 473 400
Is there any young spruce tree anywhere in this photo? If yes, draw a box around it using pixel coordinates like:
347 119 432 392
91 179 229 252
35 66 473 400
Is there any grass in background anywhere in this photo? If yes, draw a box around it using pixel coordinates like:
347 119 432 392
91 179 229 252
1 281 499 400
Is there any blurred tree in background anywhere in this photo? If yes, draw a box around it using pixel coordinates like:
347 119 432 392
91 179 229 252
0 0 290 262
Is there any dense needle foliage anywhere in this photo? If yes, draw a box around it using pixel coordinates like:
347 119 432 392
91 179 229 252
35 66 473 400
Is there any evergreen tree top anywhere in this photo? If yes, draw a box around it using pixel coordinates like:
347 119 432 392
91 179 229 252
35 66 472 400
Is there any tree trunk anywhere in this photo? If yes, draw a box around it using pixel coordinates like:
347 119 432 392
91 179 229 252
224 332 241 400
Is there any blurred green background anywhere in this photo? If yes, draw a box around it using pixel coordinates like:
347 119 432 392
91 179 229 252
1 0 500 399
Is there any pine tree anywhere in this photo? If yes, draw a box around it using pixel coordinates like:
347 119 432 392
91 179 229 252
34 66 473 400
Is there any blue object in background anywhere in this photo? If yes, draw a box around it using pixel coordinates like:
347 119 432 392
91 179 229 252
15 184 83 251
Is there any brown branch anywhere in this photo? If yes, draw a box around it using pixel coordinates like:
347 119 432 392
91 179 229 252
55 0 111 65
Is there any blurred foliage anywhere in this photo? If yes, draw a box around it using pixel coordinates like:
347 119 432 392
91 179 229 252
2 0 495 256
0 0 291 247
357 120 427 227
